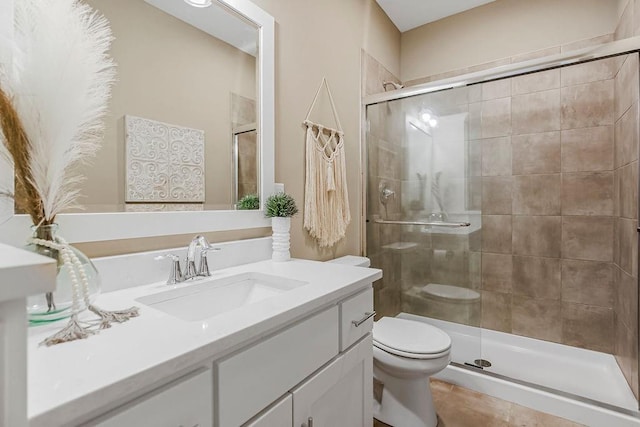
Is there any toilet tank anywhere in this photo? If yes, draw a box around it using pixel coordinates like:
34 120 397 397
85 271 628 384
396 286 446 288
326 255 371 267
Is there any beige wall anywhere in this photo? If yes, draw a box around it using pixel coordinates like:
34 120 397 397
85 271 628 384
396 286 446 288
0 1 11 67
246 0 400 261
619 0 633 19
0 0 13 219
83 0 256 209
616 0 640 40
400 0 620 82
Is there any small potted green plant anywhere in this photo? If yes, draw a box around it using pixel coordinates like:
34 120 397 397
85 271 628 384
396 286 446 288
265 192 298 261
236 193 260 210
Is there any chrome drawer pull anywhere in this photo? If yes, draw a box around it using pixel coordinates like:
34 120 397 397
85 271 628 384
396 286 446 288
352 311 376 327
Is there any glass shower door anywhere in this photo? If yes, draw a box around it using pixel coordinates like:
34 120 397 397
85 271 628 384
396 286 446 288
365 87 482 368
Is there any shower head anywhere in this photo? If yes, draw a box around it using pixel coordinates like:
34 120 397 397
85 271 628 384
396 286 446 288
382 81 404 91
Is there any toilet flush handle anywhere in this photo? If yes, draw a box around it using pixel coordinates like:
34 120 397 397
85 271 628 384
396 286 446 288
352 311 376 327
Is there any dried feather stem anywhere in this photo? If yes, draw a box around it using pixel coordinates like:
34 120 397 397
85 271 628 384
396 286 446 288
0 86 46 224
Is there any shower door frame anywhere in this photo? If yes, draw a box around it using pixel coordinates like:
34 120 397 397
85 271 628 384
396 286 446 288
362 35 640 412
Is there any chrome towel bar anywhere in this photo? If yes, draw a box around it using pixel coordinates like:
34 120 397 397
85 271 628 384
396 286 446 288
373 219 471 228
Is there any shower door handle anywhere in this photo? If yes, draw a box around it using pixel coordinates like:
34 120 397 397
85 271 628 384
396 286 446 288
374 219 471 227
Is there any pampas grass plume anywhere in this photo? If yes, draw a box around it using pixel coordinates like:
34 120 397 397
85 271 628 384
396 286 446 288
0 0 116 224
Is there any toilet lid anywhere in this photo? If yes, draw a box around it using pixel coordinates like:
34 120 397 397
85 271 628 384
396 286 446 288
373 317 451 356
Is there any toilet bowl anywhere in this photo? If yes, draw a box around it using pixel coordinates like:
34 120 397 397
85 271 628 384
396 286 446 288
373 317 451 427
327 256 452 427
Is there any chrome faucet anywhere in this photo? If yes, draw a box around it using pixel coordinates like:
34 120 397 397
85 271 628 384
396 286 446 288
184 235 220 280
155 236 220 285
154 253 184 285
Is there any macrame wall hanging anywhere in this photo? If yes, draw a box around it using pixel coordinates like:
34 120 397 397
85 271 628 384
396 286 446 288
303 78 351 248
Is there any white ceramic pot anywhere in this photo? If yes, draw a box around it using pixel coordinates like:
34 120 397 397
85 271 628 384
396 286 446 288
271 216 291 262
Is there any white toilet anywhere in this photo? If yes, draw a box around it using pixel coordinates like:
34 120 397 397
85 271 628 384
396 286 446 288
373 317 451 427
328 256 452 427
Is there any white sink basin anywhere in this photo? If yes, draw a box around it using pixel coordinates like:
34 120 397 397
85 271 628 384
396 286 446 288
136 272 308 321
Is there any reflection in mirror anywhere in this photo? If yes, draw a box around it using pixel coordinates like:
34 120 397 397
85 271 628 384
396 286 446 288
57 0 260 213
233 124 258 206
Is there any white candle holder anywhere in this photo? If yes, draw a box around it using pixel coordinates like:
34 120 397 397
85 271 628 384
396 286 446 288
271 217 291 262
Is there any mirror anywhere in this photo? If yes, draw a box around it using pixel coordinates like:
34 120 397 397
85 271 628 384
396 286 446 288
76 0 259 212
0 0 274 245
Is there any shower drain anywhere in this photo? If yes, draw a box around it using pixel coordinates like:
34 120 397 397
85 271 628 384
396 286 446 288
473 359 492 368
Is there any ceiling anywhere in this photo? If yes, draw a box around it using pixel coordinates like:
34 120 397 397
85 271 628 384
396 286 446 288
376 0 497 32
145 0 258 56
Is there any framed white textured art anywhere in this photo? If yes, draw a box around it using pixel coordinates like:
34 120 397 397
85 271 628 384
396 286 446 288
125 115 205 203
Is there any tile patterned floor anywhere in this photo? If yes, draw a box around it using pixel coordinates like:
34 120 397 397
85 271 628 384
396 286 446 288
373 379 584 427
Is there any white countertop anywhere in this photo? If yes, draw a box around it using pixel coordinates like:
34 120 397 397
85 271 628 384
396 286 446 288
0 243 56 302
27 258 381 427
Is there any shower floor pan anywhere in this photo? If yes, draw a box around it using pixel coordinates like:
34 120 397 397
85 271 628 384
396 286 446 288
398 313 640 427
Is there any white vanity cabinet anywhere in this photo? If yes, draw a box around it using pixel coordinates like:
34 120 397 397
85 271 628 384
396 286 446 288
215 306 340 426
243 395 293 427
75 284 375 427
292 334 373 427
87 368 213 427
232 286 375 427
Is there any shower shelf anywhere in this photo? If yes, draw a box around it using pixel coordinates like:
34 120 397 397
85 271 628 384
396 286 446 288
373 219 471 228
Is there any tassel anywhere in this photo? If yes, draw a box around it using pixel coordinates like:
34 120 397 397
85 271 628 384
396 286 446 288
326 163 335 192
40 314 97 346
32 236 141 345
89 305 140 329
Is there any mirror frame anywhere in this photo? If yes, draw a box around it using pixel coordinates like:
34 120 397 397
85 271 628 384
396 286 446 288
0 0 274 246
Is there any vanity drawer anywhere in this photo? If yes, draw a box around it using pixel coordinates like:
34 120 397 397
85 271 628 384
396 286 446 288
340 287 374 351
88 368 212 427
215 306 339 427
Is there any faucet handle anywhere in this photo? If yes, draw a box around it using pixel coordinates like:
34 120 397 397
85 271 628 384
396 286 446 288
198 247 221 277
154 253 183 285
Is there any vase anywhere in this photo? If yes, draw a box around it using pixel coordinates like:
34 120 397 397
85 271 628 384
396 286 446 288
271 217 291 262
25 224 101 324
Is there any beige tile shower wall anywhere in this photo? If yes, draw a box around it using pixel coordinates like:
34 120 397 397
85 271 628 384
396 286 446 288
363 52 404 319
475 57 628 356
236 131 258 198
613 53 639 398
404 34 620 88
400 0 620 83
362 50 402 98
